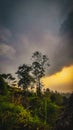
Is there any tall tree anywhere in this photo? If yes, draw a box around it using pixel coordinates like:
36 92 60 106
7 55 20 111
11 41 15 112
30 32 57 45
16 64 35 91
31 51 50 95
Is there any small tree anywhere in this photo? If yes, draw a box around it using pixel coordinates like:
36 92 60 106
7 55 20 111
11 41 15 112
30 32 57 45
1 73 16 87
31 51 50 95
16 64 35 91
0 74 8 94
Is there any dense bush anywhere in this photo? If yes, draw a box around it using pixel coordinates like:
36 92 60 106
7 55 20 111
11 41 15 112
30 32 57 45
0 100 41 130
0 75 8 95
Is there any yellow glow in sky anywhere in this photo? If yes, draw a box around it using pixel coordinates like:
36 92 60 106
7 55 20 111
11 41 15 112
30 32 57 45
41 65 73 93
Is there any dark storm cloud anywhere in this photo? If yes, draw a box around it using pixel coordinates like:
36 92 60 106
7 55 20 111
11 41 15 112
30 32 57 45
61 11 73 37
60 10 73 65
0 0 65 33
0 0 73 75
49 9 73 75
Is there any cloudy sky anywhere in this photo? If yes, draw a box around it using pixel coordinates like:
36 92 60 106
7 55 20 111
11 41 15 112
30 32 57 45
0 0 73 92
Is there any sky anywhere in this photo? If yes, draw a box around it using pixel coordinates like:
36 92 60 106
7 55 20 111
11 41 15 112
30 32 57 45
0 0 73 92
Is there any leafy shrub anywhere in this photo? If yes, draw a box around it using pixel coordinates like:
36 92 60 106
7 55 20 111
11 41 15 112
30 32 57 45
0 101 41 130
0 75 8 95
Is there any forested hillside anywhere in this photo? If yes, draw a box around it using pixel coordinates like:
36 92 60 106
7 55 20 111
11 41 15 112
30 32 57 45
0 74 73 130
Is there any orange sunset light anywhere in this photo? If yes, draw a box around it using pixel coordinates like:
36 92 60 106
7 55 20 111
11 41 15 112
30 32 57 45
41 65 73 92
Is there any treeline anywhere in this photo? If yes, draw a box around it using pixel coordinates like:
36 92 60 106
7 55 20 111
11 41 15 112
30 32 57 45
0 51 73 130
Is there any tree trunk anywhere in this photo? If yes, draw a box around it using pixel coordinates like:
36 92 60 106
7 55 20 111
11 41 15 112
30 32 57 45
36 77 41 96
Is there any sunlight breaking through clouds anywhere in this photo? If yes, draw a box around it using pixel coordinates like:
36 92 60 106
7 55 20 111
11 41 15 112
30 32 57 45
42 65 73 93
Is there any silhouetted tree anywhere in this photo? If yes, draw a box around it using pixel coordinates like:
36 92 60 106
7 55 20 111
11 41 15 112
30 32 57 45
31 51 50 96
1 73 16 86
0 74 8 94
16 64 35 91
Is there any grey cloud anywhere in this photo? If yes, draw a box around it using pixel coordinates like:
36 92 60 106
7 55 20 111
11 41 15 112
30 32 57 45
49 10 73 75
0 0 73 76
0 43 16 60
0 27 12 43
0 0 62 34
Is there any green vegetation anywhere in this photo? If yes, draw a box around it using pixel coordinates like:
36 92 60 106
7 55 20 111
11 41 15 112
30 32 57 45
0 51 73 130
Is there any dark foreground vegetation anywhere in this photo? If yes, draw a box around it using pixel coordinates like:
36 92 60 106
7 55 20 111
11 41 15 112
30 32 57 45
0 74 73 130
0 52 73 130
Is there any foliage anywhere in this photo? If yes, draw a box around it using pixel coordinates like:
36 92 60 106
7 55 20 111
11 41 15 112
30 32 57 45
31 51 50 95
50 92 63 105
54 93 73 130
1 73 16 87
16 51 49 95
0 81 71 130
0 100 41 130
0 75 8 94
29 96 60 126
16 64 35 90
